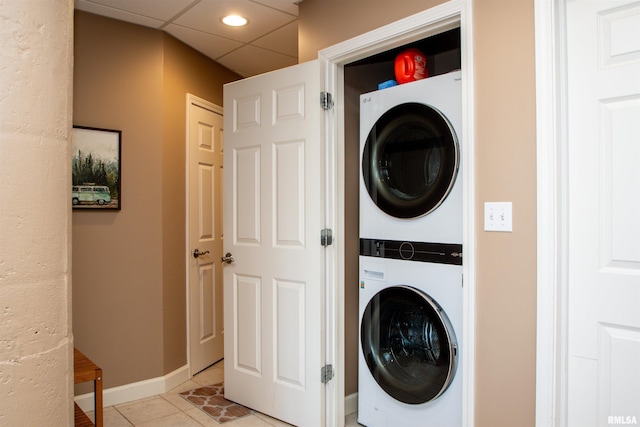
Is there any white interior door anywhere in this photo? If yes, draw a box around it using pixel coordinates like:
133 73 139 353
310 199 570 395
223 60 326 426
566 1 640 425
187 96 224 375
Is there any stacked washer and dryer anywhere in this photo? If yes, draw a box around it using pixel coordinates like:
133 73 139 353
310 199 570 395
358 70 463 427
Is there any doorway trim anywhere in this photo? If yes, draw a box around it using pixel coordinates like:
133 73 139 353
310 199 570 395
318 0 476 425
534 0 571 425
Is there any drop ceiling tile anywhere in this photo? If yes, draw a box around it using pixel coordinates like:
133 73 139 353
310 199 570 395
217 44 297 77
75 0 197 23
165 24 244 60
174 0 296 43
252 21 298 57
251 0 299 16
75 0 165 28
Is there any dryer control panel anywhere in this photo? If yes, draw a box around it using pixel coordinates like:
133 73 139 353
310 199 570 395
360 238 462 265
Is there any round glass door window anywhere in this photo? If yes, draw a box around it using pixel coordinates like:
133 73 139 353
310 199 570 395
361 286 458 404
362 103 459 218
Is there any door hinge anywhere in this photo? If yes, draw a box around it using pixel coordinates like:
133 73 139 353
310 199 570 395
321 91 333 110
321 228 333 246
321 364 334 384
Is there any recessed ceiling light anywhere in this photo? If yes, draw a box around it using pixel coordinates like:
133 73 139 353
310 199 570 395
222 15 248 27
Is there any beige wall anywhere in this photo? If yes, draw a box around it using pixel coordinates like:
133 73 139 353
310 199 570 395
473 1 537 425
299 1 537 426
73 11 240 389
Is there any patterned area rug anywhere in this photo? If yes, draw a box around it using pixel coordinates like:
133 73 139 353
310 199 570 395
180 383 253 423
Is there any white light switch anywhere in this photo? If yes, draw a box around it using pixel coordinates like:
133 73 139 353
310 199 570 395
484 202 513 232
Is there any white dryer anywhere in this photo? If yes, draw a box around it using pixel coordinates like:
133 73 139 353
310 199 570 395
360 71 462 245
358 252 462 427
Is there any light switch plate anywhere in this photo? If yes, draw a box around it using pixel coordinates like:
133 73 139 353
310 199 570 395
484 202 512 232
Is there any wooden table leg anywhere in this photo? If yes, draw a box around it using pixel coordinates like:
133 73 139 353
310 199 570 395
74 348 103 427
94 366 103 427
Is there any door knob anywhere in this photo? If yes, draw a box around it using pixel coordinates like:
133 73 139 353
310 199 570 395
221 253 234 264
193 249 210 259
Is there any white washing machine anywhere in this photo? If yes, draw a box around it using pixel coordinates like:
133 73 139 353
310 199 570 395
358 253 462 427
360 70 462 245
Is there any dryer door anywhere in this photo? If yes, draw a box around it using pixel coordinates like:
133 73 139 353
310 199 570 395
362 103 459 218
361 285 458 404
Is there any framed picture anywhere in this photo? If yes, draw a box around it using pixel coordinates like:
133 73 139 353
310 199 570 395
71 126 121 210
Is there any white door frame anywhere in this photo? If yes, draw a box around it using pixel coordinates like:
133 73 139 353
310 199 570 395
534 1 569 426
319 0 476 425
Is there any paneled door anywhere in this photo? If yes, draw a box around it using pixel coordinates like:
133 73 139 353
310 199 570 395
566 1 640 425
187 95 224 375
223 60 325 426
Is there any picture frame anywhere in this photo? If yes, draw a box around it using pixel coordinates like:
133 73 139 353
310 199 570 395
71 126 122 210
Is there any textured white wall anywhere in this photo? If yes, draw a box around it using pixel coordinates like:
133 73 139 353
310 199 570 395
0 0 74 424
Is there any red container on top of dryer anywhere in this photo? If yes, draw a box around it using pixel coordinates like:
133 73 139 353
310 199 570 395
394 48 428 84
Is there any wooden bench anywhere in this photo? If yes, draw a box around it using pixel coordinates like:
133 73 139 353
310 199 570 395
74 347 103 427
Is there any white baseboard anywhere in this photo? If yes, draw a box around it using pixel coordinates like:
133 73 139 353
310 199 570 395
345 392 358 415
74 364 189 412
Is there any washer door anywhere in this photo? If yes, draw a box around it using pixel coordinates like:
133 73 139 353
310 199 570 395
361 285 458 404
362 103 459 218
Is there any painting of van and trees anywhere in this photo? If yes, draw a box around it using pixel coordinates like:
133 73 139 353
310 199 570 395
71 126 121 210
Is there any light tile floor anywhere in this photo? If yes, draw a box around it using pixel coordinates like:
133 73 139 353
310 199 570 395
85 360 361 426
